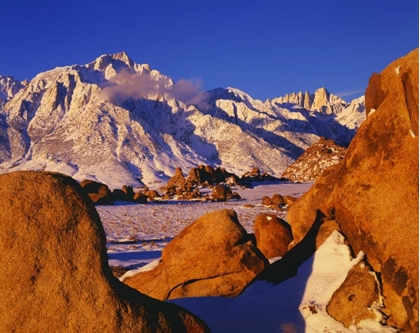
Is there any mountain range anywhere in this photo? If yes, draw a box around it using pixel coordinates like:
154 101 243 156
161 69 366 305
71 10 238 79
0 52 365 189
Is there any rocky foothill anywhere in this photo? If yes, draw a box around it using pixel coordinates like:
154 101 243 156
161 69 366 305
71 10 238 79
281 137 347 183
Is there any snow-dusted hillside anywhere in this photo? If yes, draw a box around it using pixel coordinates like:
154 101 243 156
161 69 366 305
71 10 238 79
0 52 366 189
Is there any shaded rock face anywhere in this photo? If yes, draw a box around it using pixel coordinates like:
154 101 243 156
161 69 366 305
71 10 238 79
281 137 346 183
327 261 380 327
287 48 419 331
0 171 209 333
254 214 293 259
187 164 240 186
124 209 268 300
80 179 113 204
365 73 386 117
286 163 341 244
248 210 328 287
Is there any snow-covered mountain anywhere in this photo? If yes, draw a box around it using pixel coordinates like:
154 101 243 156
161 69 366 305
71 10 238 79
0 52 366 189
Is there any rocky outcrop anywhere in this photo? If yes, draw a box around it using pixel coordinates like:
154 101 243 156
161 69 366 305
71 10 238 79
124 209 268 300
162 167 200 199
287 48 419 331
0 171 209 332
272 87 348 114
240 167 279 184
133 191 148 203
210 184 241 201
327 261 380 327
80 179 113 204
166 167 187 190
281 138 346 183
254 214 293 259
162 166 244 200
187 165 239 186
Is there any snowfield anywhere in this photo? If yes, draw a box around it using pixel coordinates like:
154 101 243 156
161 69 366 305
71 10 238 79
97 181 397 333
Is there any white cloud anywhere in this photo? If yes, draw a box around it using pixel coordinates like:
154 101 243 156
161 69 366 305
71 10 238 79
101 69 209 108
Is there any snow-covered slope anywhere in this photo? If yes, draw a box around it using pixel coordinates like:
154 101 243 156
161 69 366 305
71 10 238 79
0 52 366 189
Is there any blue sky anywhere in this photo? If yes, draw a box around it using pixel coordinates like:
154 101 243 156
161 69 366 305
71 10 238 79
0 0 418 102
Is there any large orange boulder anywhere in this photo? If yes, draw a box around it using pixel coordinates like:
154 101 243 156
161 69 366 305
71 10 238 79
254 214 293 259
124 209 268 300
287 48 419 331
327 260 380 327
0 171 209 333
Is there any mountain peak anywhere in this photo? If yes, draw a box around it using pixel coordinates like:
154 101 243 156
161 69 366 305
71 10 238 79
314 87 330 96
272 87 350 115
88 52 137 77
110 51 134 67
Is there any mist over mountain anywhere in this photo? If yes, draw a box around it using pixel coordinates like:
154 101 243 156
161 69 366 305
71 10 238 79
0 52 365 189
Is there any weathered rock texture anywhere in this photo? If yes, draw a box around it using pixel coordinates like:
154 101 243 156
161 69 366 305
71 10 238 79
281 137 346 183
287 48 419 331
0 171 209 333
327 261 380 327
124 209 268 300
254 214 293 259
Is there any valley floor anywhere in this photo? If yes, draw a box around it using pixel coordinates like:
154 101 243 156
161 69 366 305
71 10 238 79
97 181 397 333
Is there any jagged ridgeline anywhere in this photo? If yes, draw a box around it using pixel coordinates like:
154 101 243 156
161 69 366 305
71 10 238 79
0 52 365 188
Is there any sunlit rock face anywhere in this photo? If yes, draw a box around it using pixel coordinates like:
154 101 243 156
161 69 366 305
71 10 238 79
272 87 348 115
287 48 419 332
0 170 210 333
124 209 268 300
